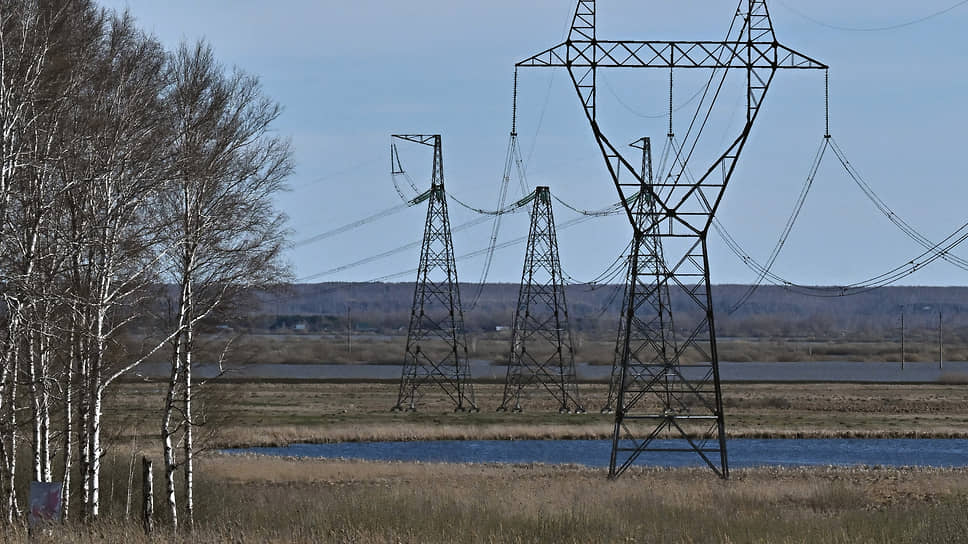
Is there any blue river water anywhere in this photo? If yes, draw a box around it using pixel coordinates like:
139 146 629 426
226 439 968 468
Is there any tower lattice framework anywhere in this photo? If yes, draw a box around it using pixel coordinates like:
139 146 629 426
602 138 676 416
392 135 477 412
517 0 827 478
499 186 584 413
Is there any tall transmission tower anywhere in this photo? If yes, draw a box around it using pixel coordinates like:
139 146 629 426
517 0 827 478
391 134 477 412
499 186 584 413
601 138 674 415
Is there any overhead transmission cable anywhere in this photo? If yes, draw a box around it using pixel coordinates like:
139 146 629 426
390 142 422 201
561 239 632 288
297 214 492 282
302 210 606 285
600 73 708 120
725 136 828 312
826 136 968 271
645 24 968 305
775 0 968 32
706 135 968 301
466 130 525 308
293 191 428 248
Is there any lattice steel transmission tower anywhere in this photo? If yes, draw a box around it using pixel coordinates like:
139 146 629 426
498 186 584 413
601 138 675 415
392 135 477 412
517 0 827 478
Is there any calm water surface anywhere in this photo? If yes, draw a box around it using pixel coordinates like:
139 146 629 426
226 439 968 468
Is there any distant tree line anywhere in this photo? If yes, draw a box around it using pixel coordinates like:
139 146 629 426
0 0 290 529
260 283 968 341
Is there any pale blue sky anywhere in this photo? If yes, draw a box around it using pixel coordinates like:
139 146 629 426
98 1 968 287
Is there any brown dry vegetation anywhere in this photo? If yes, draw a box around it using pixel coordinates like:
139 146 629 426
8 457 968 543
8 380 968 542
100 381 968 450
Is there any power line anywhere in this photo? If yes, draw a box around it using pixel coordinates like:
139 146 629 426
292 196 423 248
298 209 603 284
827 136 968 271
599 73 708 120
775 0 968 32
297 215 491 282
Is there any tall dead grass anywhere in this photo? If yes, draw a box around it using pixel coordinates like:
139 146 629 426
8 457 968 543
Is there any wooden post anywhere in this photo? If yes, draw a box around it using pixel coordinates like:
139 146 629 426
142 457 153 536
125 438 136 519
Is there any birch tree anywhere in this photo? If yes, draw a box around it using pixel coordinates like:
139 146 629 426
0 1 293 527
56 10 170 519
159 40 292 530
0 0 62 520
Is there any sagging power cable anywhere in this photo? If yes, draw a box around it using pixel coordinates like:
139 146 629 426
298 214 492 282
726 136 828 312
827 136 968 271
293 190 430 248
711 138 968 301
775 0 968 32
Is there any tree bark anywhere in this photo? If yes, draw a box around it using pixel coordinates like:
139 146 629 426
182 272 195 530
142 457 153 536
162 324 182 530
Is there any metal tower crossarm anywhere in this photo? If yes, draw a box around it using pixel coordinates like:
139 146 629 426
518 40 825 70
516 0 827 239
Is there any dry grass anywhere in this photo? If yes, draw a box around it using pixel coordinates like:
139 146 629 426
9 378 968 542
101 381 968 449
9 456 968 543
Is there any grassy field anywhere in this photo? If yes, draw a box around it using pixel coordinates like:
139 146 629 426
5 380 968 542
9 457 968 543
101 381 968 449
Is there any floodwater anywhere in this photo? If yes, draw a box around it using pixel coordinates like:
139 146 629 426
133 360 968 382
225 438 968 468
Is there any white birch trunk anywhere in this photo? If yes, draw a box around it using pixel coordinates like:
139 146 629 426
6 347 19 522
78 337 90 517
88 383 102 518
182 288 194 529
162 328 182 530
87 307 107 518
39 326 51 483
28 329 42 483
61 327 74 522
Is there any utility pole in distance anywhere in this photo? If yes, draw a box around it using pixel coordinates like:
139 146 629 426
346 304 351 354
899 308 904 370
939 309 944 370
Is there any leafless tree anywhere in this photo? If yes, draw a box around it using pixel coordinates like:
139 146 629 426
0 1 292 528
158 40 292 530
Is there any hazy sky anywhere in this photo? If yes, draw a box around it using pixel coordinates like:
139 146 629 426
97 1 968 287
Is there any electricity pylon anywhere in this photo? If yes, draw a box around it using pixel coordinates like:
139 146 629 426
392 134 477 412
517 0 827 478
602 138 675 415
499 186 584 413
